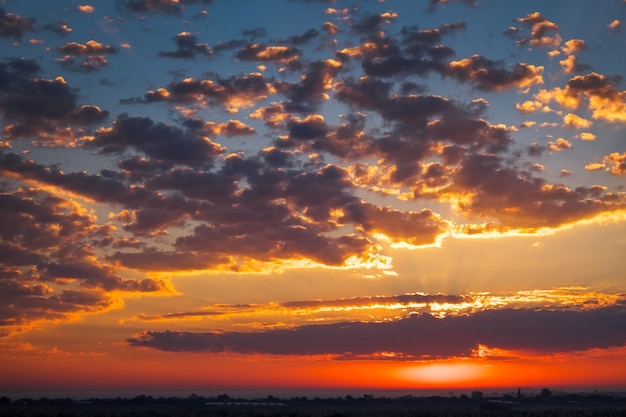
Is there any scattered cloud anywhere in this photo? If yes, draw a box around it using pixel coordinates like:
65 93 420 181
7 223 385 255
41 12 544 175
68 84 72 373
77 5 95 13
117 0 212 15
602 152 626 176
508 11 561 48
158 32 212 59
0 8 35 39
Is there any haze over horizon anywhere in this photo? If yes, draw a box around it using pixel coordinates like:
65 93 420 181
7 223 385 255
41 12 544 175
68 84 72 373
1 0 625 398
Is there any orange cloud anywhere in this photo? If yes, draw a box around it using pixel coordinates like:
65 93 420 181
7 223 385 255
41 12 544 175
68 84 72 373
602 152 626 175
549 138 572 151
512 12 562 47
576 132 596 141
515 100 543 113
563 113 592 128
322 21 340 35
608 19 621 30
585 163 606 171
536 73 626 122
77 4 95 13
559 54 587 74
562 38 585 54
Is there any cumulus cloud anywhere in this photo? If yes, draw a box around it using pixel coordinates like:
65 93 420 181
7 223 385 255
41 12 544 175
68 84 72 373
535 73 626 122
602 152 626 176
0 185 171 337
446 55 543 91
3 0 625 343
0 58 109 141
427 0 477 12
158 32 212 59
507 11 561 48
90 114 225 166
43 19 72 37
117 0 212 15
548 137 572 151
0 8 35 39
124 73 277 113
54 39 118 71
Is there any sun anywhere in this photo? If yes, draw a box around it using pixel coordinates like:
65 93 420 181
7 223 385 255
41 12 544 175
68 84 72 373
398 361 490 386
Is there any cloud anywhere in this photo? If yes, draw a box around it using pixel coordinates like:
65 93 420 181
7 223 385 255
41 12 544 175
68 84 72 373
89 114 225 166
43 20 72 37
77 5 95 13
158 32 212 59
128 305 626 358
283 28 320 46
576 132 596 141
54 40 118 71
561 39 585 55
608 19 621 31
508 11 561 48
235 43 301 68
548 138 572 151
0 8 35 39
427 0 477 12
0 58 109 141
602 152 626 176
563 113 592 128
117 0 212 15
559 55 589 74
447 152 624 230
0 186 171 337
279 59 343 112
535 73 626 122
335 22 464 79
446 55 544 91
184 118 255 137
349 11 398 36
124 73 277 113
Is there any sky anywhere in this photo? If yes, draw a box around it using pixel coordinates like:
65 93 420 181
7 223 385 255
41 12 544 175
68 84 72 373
1 0 626 400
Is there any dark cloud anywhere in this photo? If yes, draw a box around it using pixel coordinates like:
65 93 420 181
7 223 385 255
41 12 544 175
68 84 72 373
42 19 72 37
213 38 247 53
0 58 109 141
0 8 35 39
89 114 225 166
350 11 398 36
0 186 170 337
284 28 320 45
279 59 343 113
124 72 276 112
128 305 626 357
241 27 267 40
445 152 625 230
158 32 213 59
287 114 328 140
56 54 110 72
445 54 544 91
117 0 211 15
339 22 465 78
427 0 477 12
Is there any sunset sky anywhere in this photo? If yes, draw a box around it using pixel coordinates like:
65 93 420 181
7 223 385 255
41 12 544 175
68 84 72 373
1 0 626 400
